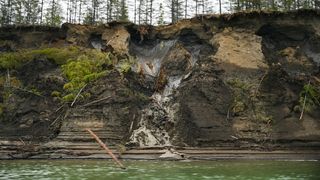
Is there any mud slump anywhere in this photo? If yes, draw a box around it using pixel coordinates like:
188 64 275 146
128 30 215 147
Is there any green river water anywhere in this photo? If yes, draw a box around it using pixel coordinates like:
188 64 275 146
0 160 319 180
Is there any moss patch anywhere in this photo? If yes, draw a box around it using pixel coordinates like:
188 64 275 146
0 46 81 69
115 55 135 74
226 77 273 123
227 78 253 115
61 51 113 102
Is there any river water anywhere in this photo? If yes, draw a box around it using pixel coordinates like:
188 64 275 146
0 160 319 180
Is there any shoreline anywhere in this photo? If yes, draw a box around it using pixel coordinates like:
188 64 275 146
1 149 319 161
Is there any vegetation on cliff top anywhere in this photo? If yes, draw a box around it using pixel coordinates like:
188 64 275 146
0 0 319 27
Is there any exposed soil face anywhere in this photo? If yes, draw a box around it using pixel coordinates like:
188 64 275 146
1 10 320 159
256 22 320 146
172 57 233 147
0 58 63 141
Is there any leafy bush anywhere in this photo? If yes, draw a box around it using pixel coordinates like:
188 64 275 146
117 61 132 73
31 46 81 65
299 82 320 112
0 51 33 69
116 55 135 74
51 91 62 97
61 52 112 102
62 93 76 102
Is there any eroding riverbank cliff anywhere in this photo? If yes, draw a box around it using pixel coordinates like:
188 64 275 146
0 10 320 159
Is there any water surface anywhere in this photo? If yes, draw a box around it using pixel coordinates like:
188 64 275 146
0 160 319 180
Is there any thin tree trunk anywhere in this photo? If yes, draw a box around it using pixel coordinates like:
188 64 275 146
150 0 153 25
195 0 198 16
237 0 240 11
202 0 204 14
145 0 148 24
40 0 44 24
185 0 187 18
92 0 96 24
138 0 142 24
67 0 69 23
133 0 136 23
171 0 174 23
7 0 11 24
78 0 82 23
108 0 113 22
74 0 77 23
52 0 55 25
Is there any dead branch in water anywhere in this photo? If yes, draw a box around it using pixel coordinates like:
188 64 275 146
86 128 126 169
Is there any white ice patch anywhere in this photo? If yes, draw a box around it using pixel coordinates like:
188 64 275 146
305 49 320 66
91 41 102 50
130 126 160 147
130 115 172 147
131 40 176 77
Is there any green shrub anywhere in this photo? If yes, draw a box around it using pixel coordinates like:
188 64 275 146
0 46 81 69
227 78 252 91
0 51 33 69
62 93 76 102
31 46 81 65
61 52 112 102
299 83 320 112
51 91 61 97
118 61 132 73
116 55 135 74
30 87 42 96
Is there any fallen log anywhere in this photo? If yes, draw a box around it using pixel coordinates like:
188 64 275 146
86 128 126 169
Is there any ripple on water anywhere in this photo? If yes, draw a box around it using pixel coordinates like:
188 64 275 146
0 160 319 180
